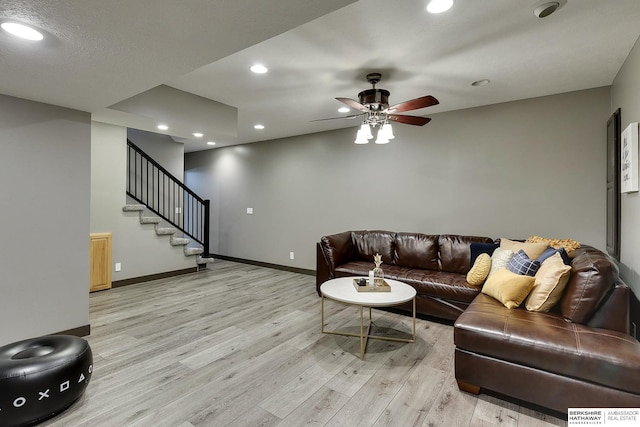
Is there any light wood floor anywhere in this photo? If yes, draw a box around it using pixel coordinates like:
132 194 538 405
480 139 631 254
44 261 566 426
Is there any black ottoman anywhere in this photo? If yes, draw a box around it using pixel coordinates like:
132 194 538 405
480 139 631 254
0 335 93 427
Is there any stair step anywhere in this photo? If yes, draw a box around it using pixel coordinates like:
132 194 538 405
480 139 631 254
155 226 177 236
170 237 190 246
197 256 214 265
122 204 145 212
140 216 162 224
184 247 204 256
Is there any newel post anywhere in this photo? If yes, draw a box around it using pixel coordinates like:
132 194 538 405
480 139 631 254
203 199 211 257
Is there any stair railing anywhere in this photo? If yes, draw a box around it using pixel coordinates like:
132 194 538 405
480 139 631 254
126 140 210 256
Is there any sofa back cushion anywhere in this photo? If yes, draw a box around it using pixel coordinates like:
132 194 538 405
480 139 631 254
439 235 495 274
351 230 396 265
393 232 439 269
560 245 617 324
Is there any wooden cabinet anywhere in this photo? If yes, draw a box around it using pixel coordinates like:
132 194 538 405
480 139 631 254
90 233 112 292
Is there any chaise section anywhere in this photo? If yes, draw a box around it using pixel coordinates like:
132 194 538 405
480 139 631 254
454 246 640 413
454 348 640 414
455 294 640 395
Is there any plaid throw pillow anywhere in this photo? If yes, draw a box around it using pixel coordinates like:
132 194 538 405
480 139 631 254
507 250 541 276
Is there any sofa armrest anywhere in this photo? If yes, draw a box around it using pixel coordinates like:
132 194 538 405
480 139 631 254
588 282 630 334
320 231 354 270
316 243 332 295
316 231 355 295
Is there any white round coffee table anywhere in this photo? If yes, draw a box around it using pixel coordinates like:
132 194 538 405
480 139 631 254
320 277 416 359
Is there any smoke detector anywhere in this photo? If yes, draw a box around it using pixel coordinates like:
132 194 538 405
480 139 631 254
534 2 560 18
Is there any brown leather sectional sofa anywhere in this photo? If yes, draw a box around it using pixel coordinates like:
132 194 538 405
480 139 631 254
316 230 640 413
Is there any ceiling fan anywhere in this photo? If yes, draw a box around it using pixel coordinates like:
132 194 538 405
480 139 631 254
314 73 439 144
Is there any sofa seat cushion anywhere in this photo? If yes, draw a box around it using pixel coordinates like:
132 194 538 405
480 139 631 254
335 263 480 303
334 261 373 278
396 269 480 303
454 294 640 394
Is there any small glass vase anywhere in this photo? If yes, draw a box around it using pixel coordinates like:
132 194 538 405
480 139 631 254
373 253 384 287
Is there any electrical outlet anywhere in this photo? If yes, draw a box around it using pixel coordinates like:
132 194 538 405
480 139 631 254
247 207 253 214
175 207 182 214
290 252 295 260
115 262 121 272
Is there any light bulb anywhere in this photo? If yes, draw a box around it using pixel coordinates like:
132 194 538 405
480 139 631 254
359 123 373 140
374 132 390 144
354 129 369 144
382 123 395 140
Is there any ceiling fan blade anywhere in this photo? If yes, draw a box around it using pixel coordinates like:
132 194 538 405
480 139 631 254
388 95 439 113
388 114 432 126
310 113 364 122
336 97 368 112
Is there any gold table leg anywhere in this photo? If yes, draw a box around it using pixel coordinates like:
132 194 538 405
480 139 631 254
412 296 416 342
321 294 325 333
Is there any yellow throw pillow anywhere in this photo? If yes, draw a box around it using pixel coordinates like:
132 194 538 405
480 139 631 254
500 238 548 260
525 252 572 312
482 267 535 309
467 253 492 286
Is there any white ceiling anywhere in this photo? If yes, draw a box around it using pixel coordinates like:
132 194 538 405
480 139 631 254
1 0 640 152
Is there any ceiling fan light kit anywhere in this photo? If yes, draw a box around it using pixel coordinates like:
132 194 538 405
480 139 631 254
324 73 439 145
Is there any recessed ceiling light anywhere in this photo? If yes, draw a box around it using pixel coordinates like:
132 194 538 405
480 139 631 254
207 141 216 146
426 0 453 14
254 124 265 130
338 107 350 113
250 64 268 74
192 132 203 138
1 22 44 41
471 79 490 87
157 124 169 131
534 2 560 18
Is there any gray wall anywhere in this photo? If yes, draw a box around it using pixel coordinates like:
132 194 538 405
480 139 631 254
91 122 195 281
185 87 610 270
612 35 640 296
0 95 91 345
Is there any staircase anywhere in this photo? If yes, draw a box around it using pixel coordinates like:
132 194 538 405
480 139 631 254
122 204 214 267
125 139 213 269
